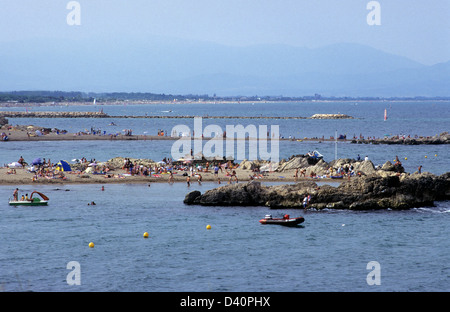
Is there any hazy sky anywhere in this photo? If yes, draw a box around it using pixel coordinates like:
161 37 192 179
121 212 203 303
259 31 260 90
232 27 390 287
0 0 449 65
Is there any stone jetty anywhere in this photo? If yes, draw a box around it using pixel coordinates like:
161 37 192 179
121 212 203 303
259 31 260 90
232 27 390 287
0 111 353 120
351 132 450 145
183 172 450 210
0 111 109 118
310 113 353 119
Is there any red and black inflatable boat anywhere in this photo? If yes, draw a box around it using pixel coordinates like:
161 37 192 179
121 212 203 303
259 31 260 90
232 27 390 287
259 214 304 226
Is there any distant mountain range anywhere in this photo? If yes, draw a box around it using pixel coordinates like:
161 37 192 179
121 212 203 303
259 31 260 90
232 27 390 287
0 36 448 97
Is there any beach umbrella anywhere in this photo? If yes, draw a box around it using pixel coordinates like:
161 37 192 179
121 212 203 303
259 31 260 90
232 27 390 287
71 158 81 163
8 162 22 168
55 160 72 172
88 162 97 167
32 158 42 165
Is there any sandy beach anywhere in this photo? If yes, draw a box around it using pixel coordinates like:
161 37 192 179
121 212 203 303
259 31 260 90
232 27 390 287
1 127 176 141
0 165 324 186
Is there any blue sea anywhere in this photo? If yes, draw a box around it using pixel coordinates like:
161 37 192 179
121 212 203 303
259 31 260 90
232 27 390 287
0 101 449 293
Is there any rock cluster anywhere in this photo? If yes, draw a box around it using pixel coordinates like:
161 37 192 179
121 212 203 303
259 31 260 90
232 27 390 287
0 116 8 127
243 154 405 178
309 114 354 119
184 172 450 210
105 157 156 169
0 111 109 118
351 132 450 145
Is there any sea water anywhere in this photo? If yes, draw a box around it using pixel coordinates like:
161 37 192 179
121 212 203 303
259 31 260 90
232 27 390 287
0 182 449 292
0 101 449 292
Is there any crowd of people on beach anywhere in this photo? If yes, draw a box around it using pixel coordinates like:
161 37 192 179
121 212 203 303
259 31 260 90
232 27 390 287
2 148 428 187
120 157 242 186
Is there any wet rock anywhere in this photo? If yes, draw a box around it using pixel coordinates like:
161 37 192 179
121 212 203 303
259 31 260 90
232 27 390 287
0 116 8 126
184 173 450 210
183 190 202 205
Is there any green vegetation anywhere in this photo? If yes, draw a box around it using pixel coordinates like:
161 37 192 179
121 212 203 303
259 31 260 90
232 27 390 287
0 91 448 105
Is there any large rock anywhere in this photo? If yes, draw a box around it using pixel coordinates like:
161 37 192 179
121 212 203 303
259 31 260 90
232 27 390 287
277 154 321 172
0 116 8 127
184 173 450 210
184 181 266 206
106 157 156 169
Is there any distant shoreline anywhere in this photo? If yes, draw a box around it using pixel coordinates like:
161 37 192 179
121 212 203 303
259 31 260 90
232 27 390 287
1 98 450 108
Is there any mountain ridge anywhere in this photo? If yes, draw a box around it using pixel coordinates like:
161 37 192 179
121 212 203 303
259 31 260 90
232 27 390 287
0 37 448 96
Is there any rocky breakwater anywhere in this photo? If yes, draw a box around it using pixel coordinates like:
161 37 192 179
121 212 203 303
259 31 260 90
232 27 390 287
251 154 404 178
351 132 450 145
184 172 450 210
309 114 354 119
0 111 109 118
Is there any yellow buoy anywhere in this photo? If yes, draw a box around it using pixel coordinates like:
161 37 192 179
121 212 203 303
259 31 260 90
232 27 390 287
435 154 437 157
404 157 407 160
143 232 149 238
89 242 94 248
425 156 427 158
206 225 211 230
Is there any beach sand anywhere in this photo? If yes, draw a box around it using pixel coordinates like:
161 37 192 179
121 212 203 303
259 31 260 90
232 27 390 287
0 128 343 186
0 166 338 186
1 128 175 141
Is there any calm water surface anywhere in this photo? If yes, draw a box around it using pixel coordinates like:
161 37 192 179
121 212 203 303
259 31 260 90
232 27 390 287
0 101 449 292
0 182 449 292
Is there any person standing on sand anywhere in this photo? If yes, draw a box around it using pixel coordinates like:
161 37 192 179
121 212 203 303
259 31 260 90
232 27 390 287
418 165 422 174
18 156 25 168
294 168 298 181
214 165 219 177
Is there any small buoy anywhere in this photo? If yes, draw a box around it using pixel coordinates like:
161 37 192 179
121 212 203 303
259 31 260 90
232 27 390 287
342 224 345 227
435 154 437 157
143 232 149 238
404 157 407 160
206 225 211 230
89 242 94 248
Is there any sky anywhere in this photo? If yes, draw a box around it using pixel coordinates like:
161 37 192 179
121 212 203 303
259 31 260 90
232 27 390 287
0 0 449 65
